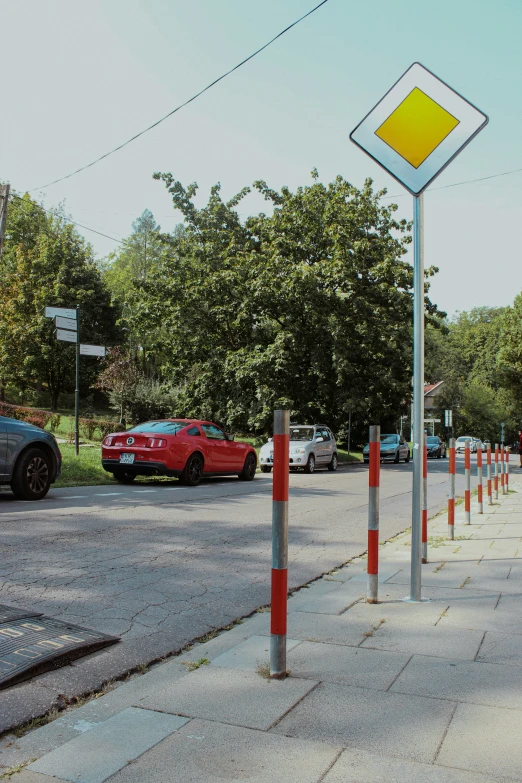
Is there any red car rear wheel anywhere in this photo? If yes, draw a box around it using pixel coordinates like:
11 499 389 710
182 453 203 486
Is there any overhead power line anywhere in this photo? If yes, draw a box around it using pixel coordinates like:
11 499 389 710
384 165 522 200
31 0 330 193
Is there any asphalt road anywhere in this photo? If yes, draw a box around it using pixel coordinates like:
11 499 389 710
0 455 487 731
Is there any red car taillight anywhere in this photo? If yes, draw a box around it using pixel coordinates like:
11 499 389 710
146 437 167 448
103 436 114 446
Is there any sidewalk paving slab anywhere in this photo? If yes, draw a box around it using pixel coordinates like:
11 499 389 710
322 746 510 783
136 666 318 731
437 701 522 781
209 635 301 671
390 654 522 709
476 631 522 667
28 707 188 783
106 719 341 783
360 623 484 659
271 682 456 763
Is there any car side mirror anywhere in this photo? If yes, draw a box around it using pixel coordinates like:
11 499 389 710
225 433 235 441
315 437 324 443
268 437 273 443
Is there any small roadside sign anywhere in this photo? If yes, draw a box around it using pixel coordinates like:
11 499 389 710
44 306 77 320
80 344 106 357
444 409 453 427
350 62 488 195
56 328 77 343
55 316 78 331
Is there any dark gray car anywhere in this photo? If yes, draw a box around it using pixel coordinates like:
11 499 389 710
0 416 62 500
363 433 410 464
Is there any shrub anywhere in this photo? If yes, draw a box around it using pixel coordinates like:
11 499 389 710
79 418 98 441
0 401 52 430
49 413 61 433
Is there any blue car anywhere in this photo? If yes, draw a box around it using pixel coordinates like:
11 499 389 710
0 416 62 500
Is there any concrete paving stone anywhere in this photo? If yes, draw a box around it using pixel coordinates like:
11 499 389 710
29 707 188 783
391 654 522 709
286 580 340 611
385 570 481 590
295 585 364 615
322 746 507 783
360 623 484 660
272 682 456 764
108 718 340 783
347 567 402 583
5 773 67 783
282 609 376 646
0 683 62 736
286 641 411 689
342 597 448 626
437 702 522 781
137 666 318 731
210 635 302 671
477 631 522 667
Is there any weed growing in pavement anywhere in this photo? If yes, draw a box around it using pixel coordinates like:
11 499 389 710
459 576 471 588
256 606 270 613
453 546 461 553
199 629 218 643
181 657 209 672
0 759 37 778
255 662 271 680
433 562 446 573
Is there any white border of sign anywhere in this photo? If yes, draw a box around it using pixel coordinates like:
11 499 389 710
350 62 488 195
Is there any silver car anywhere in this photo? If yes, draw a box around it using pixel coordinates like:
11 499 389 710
0 416 62 500
455 436 477 454
259 424 338 474
363 433 410 464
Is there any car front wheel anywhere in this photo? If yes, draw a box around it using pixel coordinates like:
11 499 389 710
11 448 52 500
304 454 315 474
239 453 257 481
404 450 410 463
394 450 400 463
260 465 272 473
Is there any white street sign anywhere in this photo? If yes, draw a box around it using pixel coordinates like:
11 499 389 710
350 62 488 195
45 306 77 320
56 328 77 343
80 344 106 357
55 316 78 331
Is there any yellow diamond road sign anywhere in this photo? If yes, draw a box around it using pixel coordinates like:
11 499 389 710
350 63 488 195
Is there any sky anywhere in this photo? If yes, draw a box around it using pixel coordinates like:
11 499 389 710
1 0 521 317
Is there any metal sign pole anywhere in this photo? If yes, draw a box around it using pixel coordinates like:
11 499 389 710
409 193 424 602
75 305 80 457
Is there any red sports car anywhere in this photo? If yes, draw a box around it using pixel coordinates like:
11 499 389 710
101 419 257 486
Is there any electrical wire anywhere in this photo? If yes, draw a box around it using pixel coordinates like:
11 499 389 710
30 0 330 192
383 165 522 200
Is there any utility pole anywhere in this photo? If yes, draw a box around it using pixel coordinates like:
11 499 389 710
75 305 80 456
0 184 10 257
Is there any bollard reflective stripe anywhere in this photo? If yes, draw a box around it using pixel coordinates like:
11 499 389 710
477 443 483 514
270 409 289 679
464 439 471 525
506 450 510 490
448 438 456 539
367 425 380 604
494 444 499 501
501 446 506 495
487 443 492 506
422 435 428 562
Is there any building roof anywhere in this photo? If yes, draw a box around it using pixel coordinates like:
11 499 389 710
424 381 444 396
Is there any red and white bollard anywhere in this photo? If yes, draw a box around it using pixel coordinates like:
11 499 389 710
270 409 289 679
506 449 510 490
448 437 456 540
422 436 428 563
464 439 471 525
487 443 492 506
367 425 380 604
477 442 483 514
501 445 506 495
494 444 499 501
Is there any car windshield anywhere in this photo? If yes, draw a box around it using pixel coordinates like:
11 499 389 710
457 437 471 442
427 437 439 444
129 421 187 435
289 427 314 442
380 434 399 444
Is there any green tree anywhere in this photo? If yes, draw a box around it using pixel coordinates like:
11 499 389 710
0 194 119 409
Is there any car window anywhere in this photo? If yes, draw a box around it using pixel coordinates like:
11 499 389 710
380 434 399 444
427 437 439 444
187 427 201 436
319 428 330 441
201 424 226 440
289 427 314 442
129 421 186 434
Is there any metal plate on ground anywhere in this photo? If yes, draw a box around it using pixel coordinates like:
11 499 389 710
0 617 119 688
0 604 42 623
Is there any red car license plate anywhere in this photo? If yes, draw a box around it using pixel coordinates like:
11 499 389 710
120 453 135 464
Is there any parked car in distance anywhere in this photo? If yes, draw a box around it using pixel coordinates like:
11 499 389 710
456 436 477 453
101 419 257 487
0 415 62 500
426 435 446 459
472 438 487 452
259 424 338 474
363 434 410 464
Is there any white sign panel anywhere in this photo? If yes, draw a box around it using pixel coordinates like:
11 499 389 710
45 306 77 320
80 344 106 357
55 316 78 331
56 328 77 343
350 62 488 195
